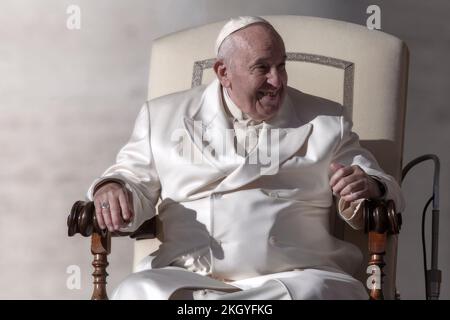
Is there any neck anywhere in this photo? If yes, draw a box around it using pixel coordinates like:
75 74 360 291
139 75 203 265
223 87 246 120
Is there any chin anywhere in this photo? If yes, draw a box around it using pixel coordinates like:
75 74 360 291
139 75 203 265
259 106 280 120
265 102 282 113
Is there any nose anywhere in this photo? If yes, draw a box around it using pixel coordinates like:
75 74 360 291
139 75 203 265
267 67 281 88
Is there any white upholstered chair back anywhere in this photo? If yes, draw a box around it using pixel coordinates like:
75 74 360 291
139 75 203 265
134 15 409 299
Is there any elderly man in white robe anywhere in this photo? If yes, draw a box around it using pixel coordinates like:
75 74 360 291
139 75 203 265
87 16 404 300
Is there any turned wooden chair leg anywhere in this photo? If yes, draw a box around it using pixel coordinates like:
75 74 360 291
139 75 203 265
91 232 111 300
367 231 386 300
364 199 401 300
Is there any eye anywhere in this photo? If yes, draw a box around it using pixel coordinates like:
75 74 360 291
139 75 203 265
278 62 286 70
254 64 269 72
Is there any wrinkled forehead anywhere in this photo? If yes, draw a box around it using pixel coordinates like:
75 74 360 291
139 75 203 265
232 25 286 62
232 23 283 46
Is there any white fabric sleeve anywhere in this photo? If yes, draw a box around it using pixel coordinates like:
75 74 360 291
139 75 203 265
331 113 405 230
86 102 161 232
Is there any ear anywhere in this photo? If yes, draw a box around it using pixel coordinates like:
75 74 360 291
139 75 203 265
214 59 231 88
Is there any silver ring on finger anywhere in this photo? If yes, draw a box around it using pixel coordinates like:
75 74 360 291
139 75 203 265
100 201 110 210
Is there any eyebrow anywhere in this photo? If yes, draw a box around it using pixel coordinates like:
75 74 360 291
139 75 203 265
249 54 287 67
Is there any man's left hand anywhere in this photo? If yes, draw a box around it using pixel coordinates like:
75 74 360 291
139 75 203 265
329 162 382 202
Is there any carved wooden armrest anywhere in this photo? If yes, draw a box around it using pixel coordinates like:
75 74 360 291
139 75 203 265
363 199 402 300
67 200 156 300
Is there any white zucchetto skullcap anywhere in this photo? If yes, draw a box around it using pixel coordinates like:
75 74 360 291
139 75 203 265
215 16 272 56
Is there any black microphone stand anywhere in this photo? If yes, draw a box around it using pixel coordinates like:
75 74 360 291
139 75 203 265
402 154 441 300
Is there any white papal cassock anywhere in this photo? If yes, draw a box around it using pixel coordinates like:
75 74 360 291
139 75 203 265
87 79 404 300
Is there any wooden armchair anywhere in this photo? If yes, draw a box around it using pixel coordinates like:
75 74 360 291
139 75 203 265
68 15 409 300
68 199 402 300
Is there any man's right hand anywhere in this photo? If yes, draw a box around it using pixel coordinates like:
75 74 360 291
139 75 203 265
93 182 134 232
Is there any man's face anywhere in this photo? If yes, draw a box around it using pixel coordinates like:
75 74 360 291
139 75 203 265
218 25 288 121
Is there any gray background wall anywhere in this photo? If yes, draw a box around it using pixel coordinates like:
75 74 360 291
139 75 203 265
0 0 448 299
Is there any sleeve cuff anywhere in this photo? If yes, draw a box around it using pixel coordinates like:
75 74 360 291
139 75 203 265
337 197 365 230
92 177 133 196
